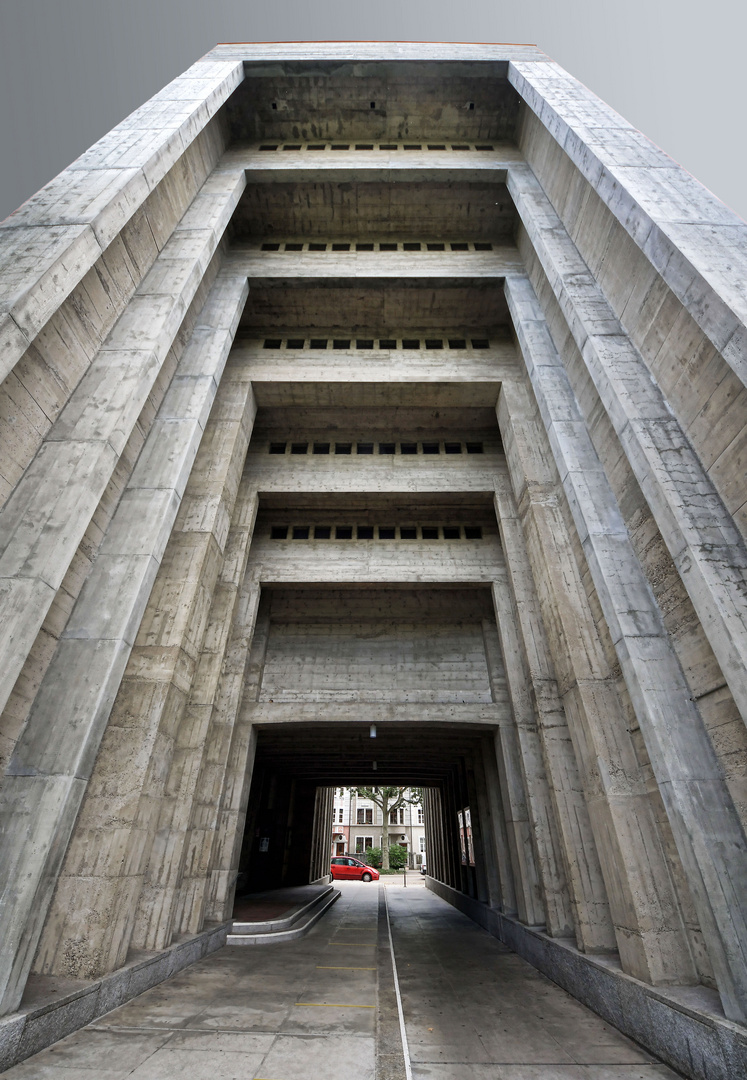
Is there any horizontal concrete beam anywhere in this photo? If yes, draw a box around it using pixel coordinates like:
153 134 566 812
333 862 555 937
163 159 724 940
244 701 505 726
232 247 522 278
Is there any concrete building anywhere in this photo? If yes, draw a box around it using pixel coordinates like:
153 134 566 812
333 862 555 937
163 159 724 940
0 40 746 1078
332 787 426 866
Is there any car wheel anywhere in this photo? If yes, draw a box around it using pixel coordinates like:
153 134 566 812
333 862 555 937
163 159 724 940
362 872 372 882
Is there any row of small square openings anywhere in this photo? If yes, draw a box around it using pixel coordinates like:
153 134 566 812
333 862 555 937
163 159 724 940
261 337 491 351
270 524 484 540
268 441 484 455
259 241 494 252
258 142 495 152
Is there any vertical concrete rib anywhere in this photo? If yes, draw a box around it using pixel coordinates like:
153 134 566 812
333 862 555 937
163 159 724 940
498 376 698 990
508 162 747 732
505 271 747 1022
0 165 246 724
486 596 574 937
0 268 248 1015
493 471 616 952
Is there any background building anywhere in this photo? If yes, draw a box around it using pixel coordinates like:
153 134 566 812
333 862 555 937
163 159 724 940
332 788 426 867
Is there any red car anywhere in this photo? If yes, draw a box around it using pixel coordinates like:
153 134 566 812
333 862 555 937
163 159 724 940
330 856 380 882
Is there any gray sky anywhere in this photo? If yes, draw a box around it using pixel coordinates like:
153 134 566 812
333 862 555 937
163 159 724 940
1 0 745 223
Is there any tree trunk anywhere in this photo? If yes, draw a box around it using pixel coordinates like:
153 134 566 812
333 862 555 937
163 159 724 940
381 794 390 869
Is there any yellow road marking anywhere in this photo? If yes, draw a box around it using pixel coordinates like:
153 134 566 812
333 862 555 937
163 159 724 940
295 1002 375 1008
316 965 376 970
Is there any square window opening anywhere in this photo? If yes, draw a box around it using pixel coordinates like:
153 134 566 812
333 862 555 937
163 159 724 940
450 242 468 251
309 338 328 349
269 442 287 454
378 526 396 539
402 339 420 349
443 526 461 539
286 338 305 349
356 143 374 149
379 242 398 251
378 442 396 454
400 526 417 539
270 525 288 539
284 242 303 251
336 526 353 540
292 526 310 540
309 242 327 251
313 442 331 454
449 338 467 349
444 442 462 454
356 443 374 454
333 339 351 349
403 243 421 251
314 526 331 539
356 338 374 349
400 442 417 454
356 243 374 251
379 338 397 348
290 443 308 455
473 242 492 251
335 443 352 454
425 338 443 349
422 442 439 454
332 243 350 252
471 338 490 348
357 525 374 539
421 526 439 539
466 442 484 454
261 243 280 251
464 526 483 539
263 338 282 348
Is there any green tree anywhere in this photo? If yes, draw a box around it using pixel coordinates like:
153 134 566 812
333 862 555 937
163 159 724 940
352 787 422 869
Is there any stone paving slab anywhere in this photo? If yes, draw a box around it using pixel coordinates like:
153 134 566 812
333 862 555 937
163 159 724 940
1 881 682 1080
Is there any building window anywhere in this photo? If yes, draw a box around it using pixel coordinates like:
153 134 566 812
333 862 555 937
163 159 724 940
357 808 373 824
418 808 424 824
356 836 374 853
420 837 426 853
339 809 344 823
389 808 405 825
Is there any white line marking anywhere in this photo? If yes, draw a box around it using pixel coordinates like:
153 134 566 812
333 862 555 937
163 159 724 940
384 886 413 1080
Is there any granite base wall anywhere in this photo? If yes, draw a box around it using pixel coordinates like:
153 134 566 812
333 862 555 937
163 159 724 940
0 921 229 1072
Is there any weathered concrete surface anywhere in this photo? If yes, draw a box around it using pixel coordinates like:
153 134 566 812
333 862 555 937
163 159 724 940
0 39 745 1078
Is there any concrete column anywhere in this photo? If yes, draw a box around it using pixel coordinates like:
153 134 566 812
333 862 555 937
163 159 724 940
32 360 257 982
479 736 518 915
481 623 545 926
490 508 615 953
485 606 574 936
470 740 505 909
203 590 272 922
505 270 747 1020
0 269 247 1016
498 376 699 990
132 481 259 948
175 567 262 934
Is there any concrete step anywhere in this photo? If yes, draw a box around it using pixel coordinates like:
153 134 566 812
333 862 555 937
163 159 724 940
227 885 340 945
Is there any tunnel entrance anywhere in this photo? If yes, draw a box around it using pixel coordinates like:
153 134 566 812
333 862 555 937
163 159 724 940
234 721 497 904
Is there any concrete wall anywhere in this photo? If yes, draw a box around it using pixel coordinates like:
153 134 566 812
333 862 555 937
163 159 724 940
0 41 745 1075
